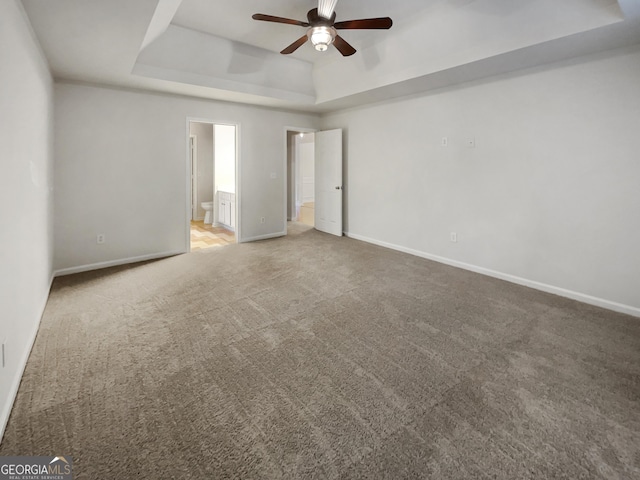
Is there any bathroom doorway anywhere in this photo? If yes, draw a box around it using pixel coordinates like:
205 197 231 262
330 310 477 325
187 120 238 252
286 129 315 228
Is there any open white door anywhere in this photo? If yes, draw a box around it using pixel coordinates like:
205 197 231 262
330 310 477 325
314 129 343 236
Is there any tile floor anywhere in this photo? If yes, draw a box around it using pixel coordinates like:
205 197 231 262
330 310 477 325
190 220 235 251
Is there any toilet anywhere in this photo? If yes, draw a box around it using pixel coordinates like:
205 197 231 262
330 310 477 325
201 201 214 224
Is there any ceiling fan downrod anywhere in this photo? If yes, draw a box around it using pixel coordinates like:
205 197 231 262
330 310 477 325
318 0 339 19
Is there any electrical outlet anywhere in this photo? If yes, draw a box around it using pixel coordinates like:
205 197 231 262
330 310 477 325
260 217 265 224
450 232 458 243
97 234 105 244
441 137 448 147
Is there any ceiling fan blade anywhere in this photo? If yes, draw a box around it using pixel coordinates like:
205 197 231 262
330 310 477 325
318 0 339 20
281 35 309 54
252 13 309 27
334 17 393 30
333 35 356 56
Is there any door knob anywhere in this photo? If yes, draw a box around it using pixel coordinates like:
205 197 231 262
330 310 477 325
335 186 342 190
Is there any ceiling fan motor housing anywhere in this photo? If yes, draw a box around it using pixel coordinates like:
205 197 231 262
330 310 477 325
307 9 337 51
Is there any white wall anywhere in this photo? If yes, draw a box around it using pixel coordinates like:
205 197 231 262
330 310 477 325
299 134 315 204
214 124 235 193
53 83 319 272
321 45 640 315
0 0 54 439
189 122 213 220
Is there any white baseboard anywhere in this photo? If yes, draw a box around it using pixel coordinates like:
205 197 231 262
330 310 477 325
0 273 55 444
53 251 183 277
345 232 640 318
241 231 285 243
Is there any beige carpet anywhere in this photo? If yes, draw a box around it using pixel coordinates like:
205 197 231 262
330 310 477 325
2 223 639 479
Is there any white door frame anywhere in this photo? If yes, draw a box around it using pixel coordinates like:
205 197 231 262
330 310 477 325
190 135 198 220
186 118 241 252
284 126 316 235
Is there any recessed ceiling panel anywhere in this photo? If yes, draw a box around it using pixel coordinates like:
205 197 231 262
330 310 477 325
171 0 436 63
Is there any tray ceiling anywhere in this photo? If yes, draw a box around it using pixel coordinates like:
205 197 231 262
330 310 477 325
21 0 640 112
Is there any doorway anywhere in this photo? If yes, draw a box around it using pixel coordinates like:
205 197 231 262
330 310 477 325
187 120 239 251
286 129 316 228
285 127 344 237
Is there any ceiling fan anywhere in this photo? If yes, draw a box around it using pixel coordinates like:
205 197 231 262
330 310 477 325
252 0 393 57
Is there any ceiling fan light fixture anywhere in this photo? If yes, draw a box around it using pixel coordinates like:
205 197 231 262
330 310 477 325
309 26 335 52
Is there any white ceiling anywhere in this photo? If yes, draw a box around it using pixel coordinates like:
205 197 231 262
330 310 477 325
21 0 640 113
